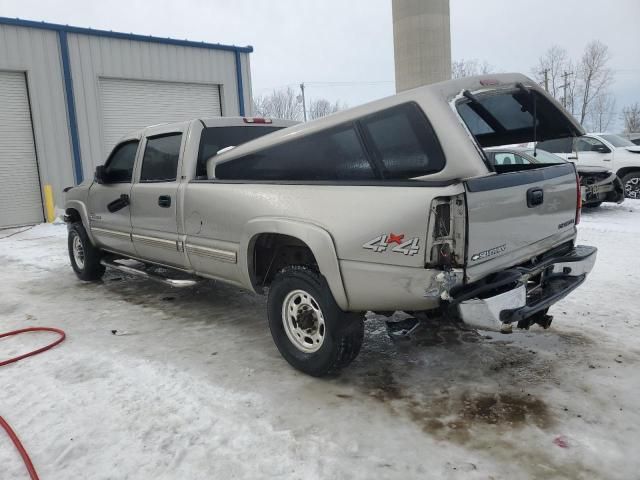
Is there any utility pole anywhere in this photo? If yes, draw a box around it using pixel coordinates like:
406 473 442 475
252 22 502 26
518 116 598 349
299 83 307 122
560 71 573 109
541 68 549 92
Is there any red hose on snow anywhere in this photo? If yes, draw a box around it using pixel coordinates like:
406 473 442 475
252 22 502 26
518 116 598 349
0 327 65 367
0 416 40 480
1 327 66 480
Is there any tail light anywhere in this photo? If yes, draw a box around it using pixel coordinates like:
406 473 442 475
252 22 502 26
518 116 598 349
427 195 465 268
575 170 582 225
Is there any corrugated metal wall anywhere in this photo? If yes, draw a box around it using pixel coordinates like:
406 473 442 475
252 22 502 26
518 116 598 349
67 33 248 175
0 21 252 215
239 52 253 116
0 24 76 206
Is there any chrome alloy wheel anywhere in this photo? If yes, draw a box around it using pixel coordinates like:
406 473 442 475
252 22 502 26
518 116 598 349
625 177 640 199
72 233 85 269
282 289 326 353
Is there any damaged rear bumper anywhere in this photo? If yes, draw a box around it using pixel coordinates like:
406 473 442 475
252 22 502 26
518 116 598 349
453 245 597 332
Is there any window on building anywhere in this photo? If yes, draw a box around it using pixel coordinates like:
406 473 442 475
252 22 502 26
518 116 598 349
104 140 139 183
215 124 375 181
140 133 182 182
360 103 445 179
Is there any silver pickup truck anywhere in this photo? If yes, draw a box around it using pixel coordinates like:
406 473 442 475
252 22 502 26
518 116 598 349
65 74 597 376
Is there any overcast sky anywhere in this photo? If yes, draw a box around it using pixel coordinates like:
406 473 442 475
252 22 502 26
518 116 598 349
2 0 638 130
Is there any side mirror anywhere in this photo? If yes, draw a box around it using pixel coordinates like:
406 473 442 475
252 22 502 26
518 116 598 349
594 145 611 154
95 165 108 184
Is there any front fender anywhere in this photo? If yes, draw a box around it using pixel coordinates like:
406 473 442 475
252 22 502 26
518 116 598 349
239 218 350 311
64 199 96 245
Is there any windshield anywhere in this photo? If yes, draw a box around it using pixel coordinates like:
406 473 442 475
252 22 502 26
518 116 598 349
523 149 566 164
601 134 635 148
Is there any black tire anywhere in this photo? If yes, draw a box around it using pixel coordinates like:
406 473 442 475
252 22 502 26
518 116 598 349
621 172 640 199
68 222 105 281
583 202 602 208
267 265 364 376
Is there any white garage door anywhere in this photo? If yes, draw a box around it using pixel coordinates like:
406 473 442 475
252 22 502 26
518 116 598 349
99 78 222 156
0 71 43 228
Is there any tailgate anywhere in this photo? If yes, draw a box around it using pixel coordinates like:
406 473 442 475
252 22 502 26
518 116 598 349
464 163 578 282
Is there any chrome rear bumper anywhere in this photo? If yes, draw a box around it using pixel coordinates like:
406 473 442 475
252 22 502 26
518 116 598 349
456 245 597 332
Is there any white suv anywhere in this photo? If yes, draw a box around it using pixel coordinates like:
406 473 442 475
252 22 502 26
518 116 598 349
538 133 640 198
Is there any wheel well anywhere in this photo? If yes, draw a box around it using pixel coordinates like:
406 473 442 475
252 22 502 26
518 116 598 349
616 167 640 179
65 208 81 223
250 233 318 290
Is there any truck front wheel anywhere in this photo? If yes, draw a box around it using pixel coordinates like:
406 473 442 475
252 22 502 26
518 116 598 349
68 222 105 281
267 266 364 376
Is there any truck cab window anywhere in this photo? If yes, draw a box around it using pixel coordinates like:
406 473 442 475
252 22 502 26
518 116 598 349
196 126 283 178
576 137 606 152
104 140 139 183
140 133 182 182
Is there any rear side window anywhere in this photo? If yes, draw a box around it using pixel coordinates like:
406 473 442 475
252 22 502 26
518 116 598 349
216 124 375 181
536 137 573 154
360 103 445 179
104 140 139 183
140 133 182 182
196 126 283 177
493 152 529 165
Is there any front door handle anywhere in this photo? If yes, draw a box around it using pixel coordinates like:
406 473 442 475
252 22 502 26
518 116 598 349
107 194 130 213
158 195 172 208
603 158 611 162
527 187 544 207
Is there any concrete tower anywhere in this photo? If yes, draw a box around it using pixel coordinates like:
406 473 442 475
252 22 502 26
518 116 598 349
392 0 451 92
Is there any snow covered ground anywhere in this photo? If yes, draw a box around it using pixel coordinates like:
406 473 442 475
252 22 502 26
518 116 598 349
1 201 639 479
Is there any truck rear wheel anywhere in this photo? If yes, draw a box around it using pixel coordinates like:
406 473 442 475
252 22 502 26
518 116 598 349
68 222 105 281
267 265 364 376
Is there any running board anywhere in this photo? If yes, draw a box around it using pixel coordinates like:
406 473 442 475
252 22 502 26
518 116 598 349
100 258 198 288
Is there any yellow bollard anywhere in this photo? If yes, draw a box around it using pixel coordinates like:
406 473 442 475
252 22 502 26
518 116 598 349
43 184 55 223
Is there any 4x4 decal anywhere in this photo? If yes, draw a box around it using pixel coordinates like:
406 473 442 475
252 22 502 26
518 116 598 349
363 233 420 256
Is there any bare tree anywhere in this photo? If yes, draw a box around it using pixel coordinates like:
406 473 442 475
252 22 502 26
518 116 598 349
252 87 303 121
532 41 614 127
532 45 569 98
622 102 640 134
588 93 616 132
308 98 343 120
576 40 614 124
451 59 493 79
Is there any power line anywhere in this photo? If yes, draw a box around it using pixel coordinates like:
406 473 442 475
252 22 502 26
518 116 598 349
254 80 394 92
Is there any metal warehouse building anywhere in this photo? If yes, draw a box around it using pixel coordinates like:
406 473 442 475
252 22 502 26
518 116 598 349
0 17 253 228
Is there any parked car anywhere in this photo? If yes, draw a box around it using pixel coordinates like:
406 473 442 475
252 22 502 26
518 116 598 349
65 74 597 376
484 147 624 207
628 133 640 146
537 133 640 198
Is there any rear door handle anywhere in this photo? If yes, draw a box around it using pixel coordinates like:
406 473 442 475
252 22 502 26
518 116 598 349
527 187 544 207
158 195 172 208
